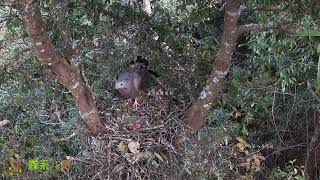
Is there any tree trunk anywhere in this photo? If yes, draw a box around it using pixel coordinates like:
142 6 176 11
15 0 104 135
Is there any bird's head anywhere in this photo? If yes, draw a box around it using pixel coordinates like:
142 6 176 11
115 79 129 90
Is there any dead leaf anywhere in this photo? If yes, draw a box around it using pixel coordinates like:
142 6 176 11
0 119 10 127
117 142 127 153
61 160 72 173
238 162 250 171
134 152 144 161
128 142 140 154
256 155 266 161
112 163 125 173
253 156 261 167
151 160 159 167
9 157 20 174
236 137 251 151
154 152 163 162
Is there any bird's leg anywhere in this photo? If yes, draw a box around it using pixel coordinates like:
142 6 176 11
132 98 140 110
121 99 133 108
131 96 148 110
125 99 133 105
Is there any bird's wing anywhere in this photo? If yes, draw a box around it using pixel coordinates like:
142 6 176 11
133 69 150 94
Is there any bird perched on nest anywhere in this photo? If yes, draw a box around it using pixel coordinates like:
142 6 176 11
115 56 159 108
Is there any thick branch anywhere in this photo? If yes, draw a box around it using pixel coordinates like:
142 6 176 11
143 0 152 16
238 21 299 35
16 0 104 134
177 0 241 144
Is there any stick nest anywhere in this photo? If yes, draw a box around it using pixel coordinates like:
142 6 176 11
78 94 188 179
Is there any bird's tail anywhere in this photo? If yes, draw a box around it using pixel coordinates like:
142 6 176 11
135 56 160 77
136 56 149 67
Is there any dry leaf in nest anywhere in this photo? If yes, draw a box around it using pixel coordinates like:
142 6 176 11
134 152 144 161
112 163 125 173
0 119 10 127
236 137 250 152
151 160 159 168
60 160 72 173
117 142 127 153
128 142 140 154
154 152 164 162
9 157 22 176
238 162 250 171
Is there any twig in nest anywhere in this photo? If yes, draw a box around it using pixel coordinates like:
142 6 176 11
52 129 81 143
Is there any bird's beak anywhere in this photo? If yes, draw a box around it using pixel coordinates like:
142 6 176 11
115 81 121 90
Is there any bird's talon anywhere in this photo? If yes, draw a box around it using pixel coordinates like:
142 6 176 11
132 99 140 110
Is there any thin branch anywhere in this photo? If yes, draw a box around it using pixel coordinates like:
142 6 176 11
238 20 299 35
241 3 286 12
0 4 16 7
52 129 81 143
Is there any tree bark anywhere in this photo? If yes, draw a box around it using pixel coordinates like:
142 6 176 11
305 123 320 180
143 0 152 15
15 0 104 134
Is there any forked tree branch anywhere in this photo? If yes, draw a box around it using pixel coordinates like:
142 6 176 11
14 0 104 135
177 0 241 144
177 1 302 144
